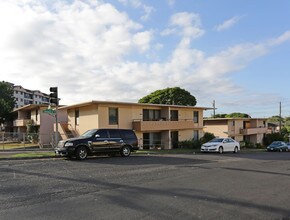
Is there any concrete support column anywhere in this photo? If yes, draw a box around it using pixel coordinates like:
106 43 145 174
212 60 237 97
162 130 171 149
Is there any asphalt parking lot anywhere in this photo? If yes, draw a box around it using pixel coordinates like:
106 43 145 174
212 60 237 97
1 152 290 220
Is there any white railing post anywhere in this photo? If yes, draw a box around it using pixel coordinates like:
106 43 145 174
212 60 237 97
2 132 4 150
23 133 26 149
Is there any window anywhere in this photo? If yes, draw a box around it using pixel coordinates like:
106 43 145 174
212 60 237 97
120 130 136 139
36 110 38 122
109 108 118 125
193 130 199 140
75 109 79 125
194 111 199 123
143 109 161 121
108 129 120 138
96 130 108 138
143 132 162 149
170 110 178 121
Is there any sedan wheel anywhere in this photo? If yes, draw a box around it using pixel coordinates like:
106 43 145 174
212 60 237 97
218 147 223 154
234 146 238 153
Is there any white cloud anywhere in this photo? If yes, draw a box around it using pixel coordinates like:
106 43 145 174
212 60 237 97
268 30 290 46
1 0 290 117
215 16 243 32
161 12 204 42
118 0 154 21
133 31 153 52
0 0 153 103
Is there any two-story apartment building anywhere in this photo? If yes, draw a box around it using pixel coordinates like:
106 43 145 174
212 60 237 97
12 104 67 146
204 118 268 144
58 101 208 149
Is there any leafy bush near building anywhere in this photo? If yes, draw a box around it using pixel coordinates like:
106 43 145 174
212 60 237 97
26 123 39 143
263 132 285 146
178 132 215 149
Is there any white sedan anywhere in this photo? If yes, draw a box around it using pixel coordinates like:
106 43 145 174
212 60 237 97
201 138 240 154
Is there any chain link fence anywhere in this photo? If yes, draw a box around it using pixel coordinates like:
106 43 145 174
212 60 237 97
0 132 63 150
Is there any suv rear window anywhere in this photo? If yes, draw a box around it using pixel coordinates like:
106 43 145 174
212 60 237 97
120 130 136 139
108 129 120 138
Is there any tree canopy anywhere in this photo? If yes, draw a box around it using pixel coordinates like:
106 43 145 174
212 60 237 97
225 112 251 118
0 81 15 124
212 112 251 118
138 87 197 106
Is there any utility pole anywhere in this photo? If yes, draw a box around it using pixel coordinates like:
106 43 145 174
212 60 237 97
279 101 282 134
213 100 216 118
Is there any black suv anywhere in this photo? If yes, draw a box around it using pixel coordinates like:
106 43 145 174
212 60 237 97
55 129 139 160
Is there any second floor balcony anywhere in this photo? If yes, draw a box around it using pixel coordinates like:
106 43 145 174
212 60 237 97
240 127 268 135
13 119 33 127
132 119 202 132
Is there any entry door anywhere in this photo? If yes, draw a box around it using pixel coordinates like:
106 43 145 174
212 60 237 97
91 130 110 152
171 131 179 148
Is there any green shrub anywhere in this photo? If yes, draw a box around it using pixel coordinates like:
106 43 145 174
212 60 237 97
178 140 193 148
200 132 215 144
263 132 284 146
178 139 201 149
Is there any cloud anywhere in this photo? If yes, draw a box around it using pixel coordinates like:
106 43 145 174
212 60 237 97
0 0 153 101
1 0 290 118
268 30 290 46
118 0 154 21
215 16 243 32
161 12 205 45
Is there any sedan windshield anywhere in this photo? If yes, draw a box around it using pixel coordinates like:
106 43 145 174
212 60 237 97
209 138 224 143
80 129 98 138
269 142 283 147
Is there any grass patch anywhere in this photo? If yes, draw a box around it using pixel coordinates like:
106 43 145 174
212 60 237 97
0 152 55 159
136 148 198 154
135 148 267 155
240 148 267 153
0 143 38 150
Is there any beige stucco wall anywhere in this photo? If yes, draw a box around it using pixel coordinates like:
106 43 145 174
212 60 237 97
228 119 242 137
204 124 228 138
256 134 264 144
179 130 193 141
67 105 98 135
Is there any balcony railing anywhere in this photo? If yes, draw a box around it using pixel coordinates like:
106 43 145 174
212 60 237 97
240 127 268 135
13 119 32 127
132 119 202 131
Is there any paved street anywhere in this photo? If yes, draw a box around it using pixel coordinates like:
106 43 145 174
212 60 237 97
1 152 290 220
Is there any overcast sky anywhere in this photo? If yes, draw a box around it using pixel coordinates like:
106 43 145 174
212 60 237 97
1 0 290 118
